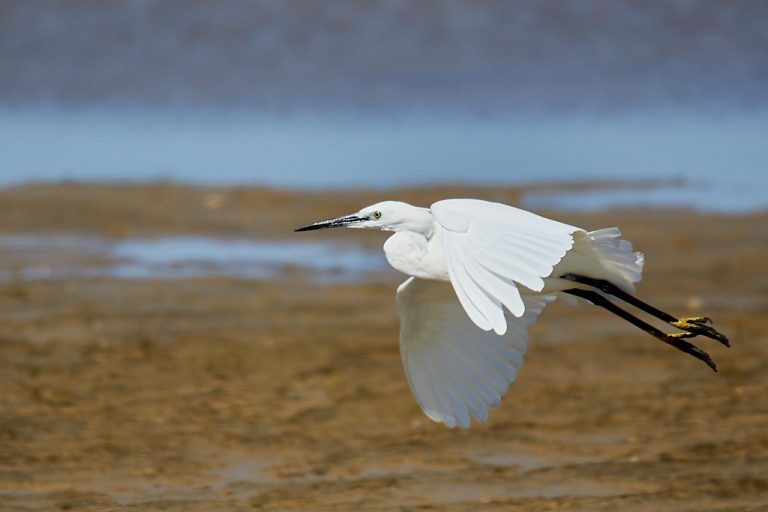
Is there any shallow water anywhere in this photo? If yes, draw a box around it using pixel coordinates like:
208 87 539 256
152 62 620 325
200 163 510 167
522 180 762 212
0 234 385 282
2 109 767 212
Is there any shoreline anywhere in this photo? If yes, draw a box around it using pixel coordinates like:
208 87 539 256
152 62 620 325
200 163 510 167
1 180 764 239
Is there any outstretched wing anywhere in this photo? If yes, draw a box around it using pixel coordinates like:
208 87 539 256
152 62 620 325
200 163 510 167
397 277 555 429
431 199 578 334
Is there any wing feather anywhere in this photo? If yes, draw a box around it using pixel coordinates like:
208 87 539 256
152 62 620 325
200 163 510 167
441 241 497 331
478 240 551 278
397 277 555 428
432 199 578 331
402 346 442 423
437 352 472 428
463 260 521 333
478 253 546 293
443 348 502 416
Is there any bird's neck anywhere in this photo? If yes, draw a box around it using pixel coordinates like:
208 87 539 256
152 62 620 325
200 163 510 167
391 206 435 236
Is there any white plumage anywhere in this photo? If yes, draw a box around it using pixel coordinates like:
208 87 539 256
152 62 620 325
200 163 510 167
397 277 556 428
432 199 578 333
296 198 645 428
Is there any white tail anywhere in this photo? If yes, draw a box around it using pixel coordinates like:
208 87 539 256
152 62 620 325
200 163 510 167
586 228 645 292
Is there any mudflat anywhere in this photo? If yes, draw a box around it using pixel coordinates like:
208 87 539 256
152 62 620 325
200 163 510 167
1 183 766 511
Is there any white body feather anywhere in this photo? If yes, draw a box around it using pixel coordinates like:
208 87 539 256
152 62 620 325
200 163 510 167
376 199 644 427
383 200 643 329
311 198 645 428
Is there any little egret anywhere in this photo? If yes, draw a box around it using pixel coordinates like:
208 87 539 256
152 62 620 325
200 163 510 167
295 199 729 428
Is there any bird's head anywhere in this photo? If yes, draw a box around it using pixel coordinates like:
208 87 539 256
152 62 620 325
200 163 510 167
295 201 432 234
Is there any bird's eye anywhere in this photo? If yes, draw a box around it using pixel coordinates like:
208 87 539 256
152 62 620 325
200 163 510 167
371 211 382 220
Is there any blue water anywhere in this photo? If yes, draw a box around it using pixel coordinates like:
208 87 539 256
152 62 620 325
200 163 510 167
1 109 767 211
3 2 767 211
0 234 386 282
522 182 762 212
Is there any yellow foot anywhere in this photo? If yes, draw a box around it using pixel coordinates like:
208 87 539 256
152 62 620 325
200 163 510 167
671 318 730 347
671 318 714 330
665 332 697 339
679 316 712 325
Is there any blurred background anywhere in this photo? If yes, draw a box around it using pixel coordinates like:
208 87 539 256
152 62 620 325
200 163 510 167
1 0 766 209
2 2 768 510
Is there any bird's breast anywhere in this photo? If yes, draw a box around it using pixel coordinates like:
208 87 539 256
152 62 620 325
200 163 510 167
383 230 450 281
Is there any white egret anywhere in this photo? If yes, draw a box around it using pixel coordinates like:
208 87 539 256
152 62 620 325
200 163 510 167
295 199 729 428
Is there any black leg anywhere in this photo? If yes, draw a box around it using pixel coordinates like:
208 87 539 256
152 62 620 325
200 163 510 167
563 288 717 372
561 273 730 347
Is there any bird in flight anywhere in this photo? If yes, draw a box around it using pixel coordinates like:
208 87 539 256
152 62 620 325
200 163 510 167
295 199 729 428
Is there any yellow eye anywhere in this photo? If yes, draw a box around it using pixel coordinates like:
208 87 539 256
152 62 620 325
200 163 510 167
371 211 382 220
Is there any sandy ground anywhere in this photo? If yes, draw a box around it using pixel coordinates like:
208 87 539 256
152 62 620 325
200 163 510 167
0 183 767 511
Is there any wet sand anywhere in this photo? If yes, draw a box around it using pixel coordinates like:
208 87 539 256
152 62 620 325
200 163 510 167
0 183 766 511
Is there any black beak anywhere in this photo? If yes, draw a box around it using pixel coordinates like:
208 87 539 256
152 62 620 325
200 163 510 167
294 214 367 232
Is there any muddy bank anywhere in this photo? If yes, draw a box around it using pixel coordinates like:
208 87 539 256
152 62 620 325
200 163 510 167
0 183 766 511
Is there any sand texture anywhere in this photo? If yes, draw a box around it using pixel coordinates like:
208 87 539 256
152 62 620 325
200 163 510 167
0 183 766 511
